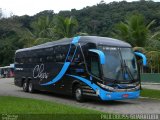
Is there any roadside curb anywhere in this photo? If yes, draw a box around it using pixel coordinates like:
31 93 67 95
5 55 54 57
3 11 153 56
140 96 160 101
142 82 160 85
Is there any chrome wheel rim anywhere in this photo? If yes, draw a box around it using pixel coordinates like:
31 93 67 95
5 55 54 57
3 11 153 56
75 88 81 100
29 83 32 92
23 82 27 90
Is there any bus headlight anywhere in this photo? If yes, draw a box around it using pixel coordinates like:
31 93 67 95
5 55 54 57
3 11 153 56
106 94 112 98
135 84 140 89
97 82 114 91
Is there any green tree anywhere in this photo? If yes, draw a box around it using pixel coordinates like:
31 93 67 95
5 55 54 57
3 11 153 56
31 16 54 38
54 16 78 38
112 14 154 47
112 14 160 73
20 16 56 47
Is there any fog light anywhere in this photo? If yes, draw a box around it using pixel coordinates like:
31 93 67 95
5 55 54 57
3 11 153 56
106 94 111 98
96 89 99 95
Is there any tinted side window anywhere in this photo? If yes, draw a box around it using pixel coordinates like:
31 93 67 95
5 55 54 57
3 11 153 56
66 44 76 62
55 44 70 62
91 56 100 77
87 52 100 77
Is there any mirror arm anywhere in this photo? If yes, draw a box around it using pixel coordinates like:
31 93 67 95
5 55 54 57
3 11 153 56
134 52 147 66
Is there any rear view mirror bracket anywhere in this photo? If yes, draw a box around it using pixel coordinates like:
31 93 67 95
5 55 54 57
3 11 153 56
134 52 147 66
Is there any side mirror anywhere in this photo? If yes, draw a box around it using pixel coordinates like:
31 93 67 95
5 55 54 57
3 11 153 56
89 49 105 64
134 52 147 66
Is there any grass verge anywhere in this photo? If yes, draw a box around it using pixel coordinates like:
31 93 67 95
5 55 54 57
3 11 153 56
141 88 160 99
0 96 133 120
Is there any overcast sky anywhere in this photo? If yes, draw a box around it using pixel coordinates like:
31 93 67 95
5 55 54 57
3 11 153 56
0 0 160 16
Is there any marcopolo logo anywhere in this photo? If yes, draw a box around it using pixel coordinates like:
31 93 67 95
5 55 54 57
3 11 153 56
33 64 49 80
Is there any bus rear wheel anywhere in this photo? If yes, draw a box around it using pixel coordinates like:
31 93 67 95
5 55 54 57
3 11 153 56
74 85 84 102
23 80 28 92
28 80 35 93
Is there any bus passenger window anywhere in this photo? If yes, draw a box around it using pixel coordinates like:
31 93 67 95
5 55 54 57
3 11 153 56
21 58 25 63
29 58 32 62
15 58 20 63
40 58 43 62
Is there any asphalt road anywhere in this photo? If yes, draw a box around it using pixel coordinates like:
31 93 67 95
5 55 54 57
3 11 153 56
0 78 160 114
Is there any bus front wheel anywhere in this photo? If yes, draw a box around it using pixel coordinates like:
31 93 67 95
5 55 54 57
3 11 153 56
74 85 84 102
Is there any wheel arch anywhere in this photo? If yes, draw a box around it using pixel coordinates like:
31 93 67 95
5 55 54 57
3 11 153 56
21 77 26 86
71 80 81 95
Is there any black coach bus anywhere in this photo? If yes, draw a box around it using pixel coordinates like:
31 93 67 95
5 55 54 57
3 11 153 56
14 36 147 102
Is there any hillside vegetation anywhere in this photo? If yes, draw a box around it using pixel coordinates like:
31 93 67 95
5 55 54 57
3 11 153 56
0 0 160 66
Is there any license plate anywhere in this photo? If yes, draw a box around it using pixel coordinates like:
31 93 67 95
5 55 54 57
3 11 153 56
122 94 129 98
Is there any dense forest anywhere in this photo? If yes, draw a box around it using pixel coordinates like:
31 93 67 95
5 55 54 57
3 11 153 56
0 0 160 72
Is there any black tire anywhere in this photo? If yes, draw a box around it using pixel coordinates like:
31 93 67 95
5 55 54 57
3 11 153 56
73 85 84 102
28 80 35 93
23 80 28 92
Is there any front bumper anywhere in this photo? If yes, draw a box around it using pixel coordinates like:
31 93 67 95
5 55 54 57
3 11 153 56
98 90 140 101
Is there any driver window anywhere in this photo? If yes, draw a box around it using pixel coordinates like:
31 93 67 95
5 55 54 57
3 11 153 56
88 53 100 77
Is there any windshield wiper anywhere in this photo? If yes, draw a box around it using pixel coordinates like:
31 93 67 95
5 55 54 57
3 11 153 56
122 60 134 81
117 48 134 82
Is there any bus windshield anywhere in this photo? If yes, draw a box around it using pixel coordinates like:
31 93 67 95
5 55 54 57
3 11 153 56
98 46 138 83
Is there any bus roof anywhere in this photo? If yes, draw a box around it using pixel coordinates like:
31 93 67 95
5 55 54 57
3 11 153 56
16 36 131 53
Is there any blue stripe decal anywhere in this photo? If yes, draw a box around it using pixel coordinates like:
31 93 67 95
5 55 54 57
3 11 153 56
66 74 140 100
71 46 78 62
89 49 105 64
65 43 72 62
41 36 80 86
41 62 70 85
134 52 147 66
71 36 80 45
66 74 101 91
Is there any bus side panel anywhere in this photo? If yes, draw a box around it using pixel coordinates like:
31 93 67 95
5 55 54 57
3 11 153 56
33 62 64 93
14 63 30 87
